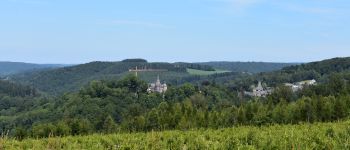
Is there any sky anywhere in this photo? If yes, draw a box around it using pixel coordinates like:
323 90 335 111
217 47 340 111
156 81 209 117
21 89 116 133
0 0 349 64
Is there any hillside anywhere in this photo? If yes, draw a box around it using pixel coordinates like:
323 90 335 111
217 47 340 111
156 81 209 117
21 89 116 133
0 61 66 76
2 57 350 142
0 80 51 131
282 57 350 75
0 80 37 97
9 61 220 95
9 60 302 95
200 61 297 73
268 57 350 84
227 57 350 91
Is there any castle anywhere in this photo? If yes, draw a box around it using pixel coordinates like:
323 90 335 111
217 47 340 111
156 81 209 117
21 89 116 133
147 75 168 93
244 81 273 97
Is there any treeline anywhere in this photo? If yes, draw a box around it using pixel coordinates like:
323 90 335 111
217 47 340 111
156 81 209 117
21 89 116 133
200 61 296 73
10 61 203 95
8 71 350 139
283 57 350 75
8 60 227 92
121 59 148 63
0 80 37 97
174 63 215 71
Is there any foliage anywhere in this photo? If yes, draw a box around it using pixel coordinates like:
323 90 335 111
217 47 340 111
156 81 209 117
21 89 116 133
0 80 37 97
0 62 64 76
121 59 148 63
200 61 296 73
10 61 220 95
187 68 230 76
2 121 350 149
228 57 350 91
2 57 350 145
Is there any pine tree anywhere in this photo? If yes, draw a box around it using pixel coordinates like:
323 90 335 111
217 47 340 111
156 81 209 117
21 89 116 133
102 115 116 134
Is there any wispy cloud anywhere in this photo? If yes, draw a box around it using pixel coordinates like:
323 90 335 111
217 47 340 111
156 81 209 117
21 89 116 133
105 20 173 29
226 0 261 8
214 0 262 11
5 0 49 5
211 0 342 15
281 3 337 14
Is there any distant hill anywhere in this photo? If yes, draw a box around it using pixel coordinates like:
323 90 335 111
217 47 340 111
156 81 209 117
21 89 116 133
0 61 67 76
10 61 220 95
200 62 298 73
9 60 305 95
281 57 350 76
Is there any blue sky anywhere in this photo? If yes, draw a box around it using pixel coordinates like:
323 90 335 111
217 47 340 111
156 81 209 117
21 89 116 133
0 0 349 64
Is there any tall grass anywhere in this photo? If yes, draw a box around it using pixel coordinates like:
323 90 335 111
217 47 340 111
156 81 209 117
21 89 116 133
1 121 350 149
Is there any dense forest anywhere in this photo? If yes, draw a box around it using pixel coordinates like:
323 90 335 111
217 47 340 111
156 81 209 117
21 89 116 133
200 62 297 73
227 57 350 91
8 60 294 95
1 57 350 141
9 61 216 95
0 62 65 76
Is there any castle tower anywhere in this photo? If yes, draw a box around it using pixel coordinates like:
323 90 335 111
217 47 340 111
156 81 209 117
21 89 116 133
156 75 161 85
257 81 263 91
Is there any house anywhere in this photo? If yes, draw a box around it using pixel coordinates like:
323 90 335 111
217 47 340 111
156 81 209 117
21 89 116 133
284 79 317 92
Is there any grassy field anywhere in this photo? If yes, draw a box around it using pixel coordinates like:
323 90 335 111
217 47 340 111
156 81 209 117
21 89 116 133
187 68 230 76
1 121 350 150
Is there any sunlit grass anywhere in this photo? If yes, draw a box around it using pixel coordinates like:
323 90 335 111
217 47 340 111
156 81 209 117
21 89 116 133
2 121 350 150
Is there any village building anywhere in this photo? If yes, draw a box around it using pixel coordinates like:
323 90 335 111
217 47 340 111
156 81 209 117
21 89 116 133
284 79 317 92
147 75 168 93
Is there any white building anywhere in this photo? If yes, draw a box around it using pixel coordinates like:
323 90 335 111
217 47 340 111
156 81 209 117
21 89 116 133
147 75 167 93
284 79 317 92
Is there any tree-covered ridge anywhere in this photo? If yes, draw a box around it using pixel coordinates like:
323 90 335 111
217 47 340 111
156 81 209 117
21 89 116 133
227 57 350 91
0 61 65 76
282 57 350 75
121 58 148 63
4 68 350 139
2 57 350 141
9 61 221 95
200 61 297 73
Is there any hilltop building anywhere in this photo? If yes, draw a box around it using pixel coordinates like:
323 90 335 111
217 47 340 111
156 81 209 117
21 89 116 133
244 81 273 97
284 79 317 92
147 75 168 93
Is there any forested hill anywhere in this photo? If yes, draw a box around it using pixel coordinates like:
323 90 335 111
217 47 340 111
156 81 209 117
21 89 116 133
0 80 38 97
229 57 350 90
274 57 350 83
281 57 350 75
9 58 350 95
9 60 218 95
0 61 66 76
200 62 297 73
2 57 350 140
